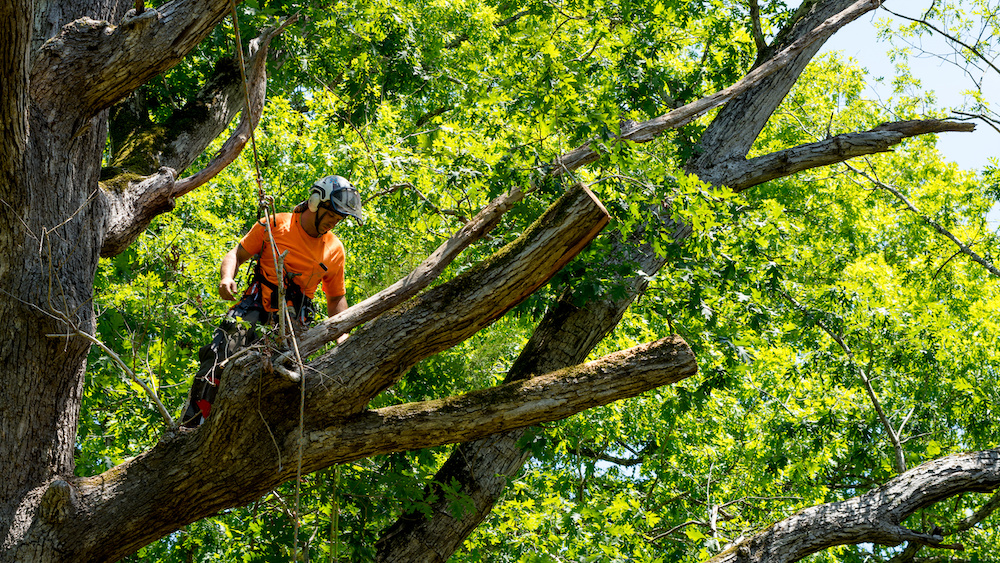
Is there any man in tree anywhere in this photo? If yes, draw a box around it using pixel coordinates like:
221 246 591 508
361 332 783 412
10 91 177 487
180 174 364 428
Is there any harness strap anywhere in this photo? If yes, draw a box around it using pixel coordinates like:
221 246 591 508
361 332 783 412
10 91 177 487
235 257 316 324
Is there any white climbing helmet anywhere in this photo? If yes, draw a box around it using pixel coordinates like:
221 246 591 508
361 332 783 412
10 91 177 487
307 175 365 225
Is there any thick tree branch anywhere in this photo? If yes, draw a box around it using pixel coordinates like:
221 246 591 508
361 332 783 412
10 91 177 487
99 167 177 258
30 0 238 120
723 119 976 192
58 335 691 563
298 335 697 471
293 185 611 418
707 450 1000 563
39 184 609 562
285 181 532 361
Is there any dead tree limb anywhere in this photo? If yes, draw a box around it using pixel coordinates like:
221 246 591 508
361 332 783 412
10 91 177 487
708 450 1000 563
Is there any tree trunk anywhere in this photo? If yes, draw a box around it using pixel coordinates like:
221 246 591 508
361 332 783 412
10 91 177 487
0 0 241 559
2 2 118 556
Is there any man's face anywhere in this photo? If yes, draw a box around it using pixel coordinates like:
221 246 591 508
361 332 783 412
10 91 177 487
316 207 344 235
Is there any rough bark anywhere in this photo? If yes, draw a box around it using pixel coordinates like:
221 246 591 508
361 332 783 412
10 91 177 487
30 0 236 122
725 119 977 192
1 2 124 558
0 0 245 560
376 227 672 562
52 335 694 563
708 450 1000 563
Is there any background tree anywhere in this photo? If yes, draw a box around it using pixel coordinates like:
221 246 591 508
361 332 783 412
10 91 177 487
2 0 999 562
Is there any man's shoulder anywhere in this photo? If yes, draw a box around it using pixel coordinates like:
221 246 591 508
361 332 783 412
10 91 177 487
256 213 296 233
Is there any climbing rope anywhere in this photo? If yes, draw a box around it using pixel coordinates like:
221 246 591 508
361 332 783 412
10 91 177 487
227 3 310 560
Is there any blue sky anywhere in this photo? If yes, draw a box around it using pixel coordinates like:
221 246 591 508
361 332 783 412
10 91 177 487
787 1 998 171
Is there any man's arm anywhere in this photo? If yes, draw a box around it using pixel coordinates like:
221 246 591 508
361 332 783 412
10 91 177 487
219 244 253 300
327 293 350 344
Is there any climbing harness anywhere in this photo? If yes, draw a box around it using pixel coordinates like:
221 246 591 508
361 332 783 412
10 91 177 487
234 257 317 326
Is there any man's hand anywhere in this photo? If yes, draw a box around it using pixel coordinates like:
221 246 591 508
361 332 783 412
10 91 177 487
219 278 239 301
218 244 252 301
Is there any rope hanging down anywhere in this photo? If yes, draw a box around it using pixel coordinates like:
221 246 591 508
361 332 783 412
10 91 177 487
227 4 311 561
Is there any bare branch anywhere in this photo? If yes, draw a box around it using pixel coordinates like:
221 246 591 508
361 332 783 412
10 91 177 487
882 6 1000 78
707 450 1000 563
722 119 975 192
951 490 1000 534
778 289 907 475
952 110 1000 136
301 336 696 467
47 329 174 427
748 0 769 56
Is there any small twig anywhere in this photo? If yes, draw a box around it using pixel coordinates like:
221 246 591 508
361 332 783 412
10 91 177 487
882 6 1000 77
648 520 709 542
845 162 1000 279
952 110 1000 136
48 329 174 427
951 490 1000 534
573 33 603 63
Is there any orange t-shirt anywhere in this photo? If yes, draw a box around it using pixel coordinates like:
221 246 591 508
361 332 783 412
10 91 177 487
239 213 345 312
